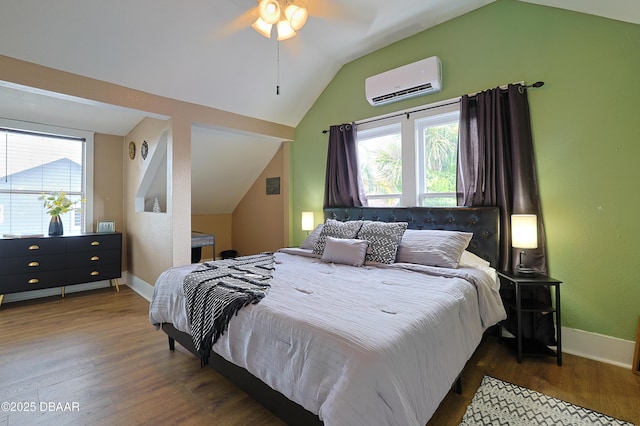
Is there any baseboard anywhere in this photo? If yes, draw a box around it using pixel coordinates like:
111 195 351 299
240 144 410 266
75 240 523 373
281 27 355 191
124 271 154 302
562 326 635 370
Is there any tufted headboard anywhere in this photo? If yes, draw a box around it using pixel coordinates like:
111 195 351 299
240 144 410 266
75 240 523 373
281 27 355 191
324 206 501 267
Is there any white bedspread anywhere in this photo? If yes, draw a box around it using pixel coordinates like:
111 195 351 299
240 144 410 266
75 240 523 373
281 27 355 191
149 249 506 426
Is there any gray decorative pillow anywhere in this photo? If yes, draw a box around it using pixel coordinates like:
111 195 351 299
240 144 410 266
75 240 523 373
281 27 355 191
313 219 363 255
321 237 368 267
396 229 473 268
300 224 324 250
357 221 408 264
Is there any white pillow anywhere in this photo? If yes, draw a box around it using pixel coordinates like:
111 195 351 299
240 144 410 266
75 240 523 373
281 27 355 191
300 224 324 250
396 229 473 268
459 250 491 268
459 250 498 290
321 237 368 267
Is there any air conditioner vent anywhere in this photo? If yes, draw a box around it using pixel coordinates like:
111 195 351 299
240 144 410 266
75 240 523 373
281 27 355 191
371 83 434 104
365 57 442 106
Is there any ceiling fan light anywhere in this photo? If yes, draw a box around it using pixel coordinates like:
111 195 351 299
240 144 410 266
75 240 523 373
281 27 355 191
258 0 281 25
251 17 273 38
285 3 308 31
276 19 296 40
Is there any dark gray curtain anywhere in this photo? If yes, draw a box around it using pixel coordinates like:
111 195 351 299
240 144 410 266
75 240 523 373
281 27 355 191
324 123 367 208
457 84 554 344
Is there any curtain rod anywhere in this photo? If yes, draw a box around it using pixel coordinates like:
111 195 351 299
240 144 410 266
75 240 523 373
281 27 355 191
321 81 544 134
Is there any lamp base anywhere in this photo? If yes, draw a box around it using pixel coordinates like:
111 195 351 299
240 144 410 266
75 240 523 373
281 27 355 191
515 264 536 275
515 250 536 274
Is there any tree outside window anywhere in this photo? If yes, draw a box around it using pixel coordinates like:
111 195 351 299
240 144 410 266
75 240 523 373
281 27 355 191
357 124 402 207
418 115 458 206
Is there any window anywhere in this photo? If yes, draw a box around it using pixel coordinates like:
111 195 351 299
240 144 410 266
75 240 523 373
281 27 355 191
416 110 459 206
0 119 93 235
357 123 402 206
357 101 459 206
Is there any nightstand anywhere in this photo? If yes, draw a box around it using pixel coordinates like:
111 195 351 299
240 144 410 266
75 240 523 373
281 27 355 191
497 270 562 366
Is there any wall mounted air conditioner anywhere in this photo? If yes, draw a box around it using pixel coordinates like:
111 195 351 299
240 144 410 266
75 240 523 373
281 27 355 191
365 56 442 106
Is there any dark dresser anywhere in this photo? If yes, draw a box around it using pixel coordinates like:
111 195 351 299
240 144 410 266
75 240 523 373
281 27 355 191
0 232 122 306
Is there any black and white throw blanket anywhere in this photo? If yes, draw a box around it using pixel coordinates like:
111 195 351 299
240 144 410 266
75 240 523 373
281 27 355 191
183 253 274 366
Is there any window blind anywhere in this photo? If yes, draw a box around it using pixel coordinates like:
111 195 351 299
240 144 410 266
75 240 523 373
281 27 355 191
0 127 86 235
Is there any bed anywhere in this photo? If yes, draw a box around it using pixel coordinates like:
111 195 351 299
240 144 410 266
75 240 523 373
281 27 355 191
149 206 506 425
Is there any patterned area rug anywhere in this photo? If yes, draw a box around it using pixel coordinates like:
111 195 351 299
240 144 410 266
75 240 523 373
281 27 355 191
461 376 635 426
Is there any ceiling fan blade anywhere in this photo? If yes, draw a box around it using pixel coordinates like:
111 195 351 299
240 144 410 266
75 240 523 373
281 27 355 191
307 0 375 27
209 6 259 41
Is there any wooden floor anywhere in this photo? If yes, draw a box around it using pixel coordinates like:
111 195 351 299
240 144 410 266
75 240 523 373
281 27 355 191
1 286 639 425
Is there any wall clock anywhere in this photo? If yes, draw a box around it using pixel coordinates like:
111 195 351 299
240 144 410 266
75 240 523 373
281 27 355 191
141 140 149 160
128 141 136 159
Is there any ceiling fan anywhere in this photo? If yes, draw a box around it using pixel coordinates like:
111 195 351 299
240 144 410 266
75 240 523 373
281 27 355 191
213 0 374 42
252 0 308 41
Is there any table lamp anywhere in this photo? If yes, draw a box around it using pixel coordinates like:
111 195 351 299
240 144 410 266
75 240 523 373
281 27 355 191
511 214 537 274
301 211 314 235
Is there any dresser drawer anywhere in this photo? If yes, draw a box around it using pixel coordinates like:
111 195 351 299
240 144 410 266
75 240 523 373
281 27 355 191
0 270 66 293
0 253 66 275
0 237 65 257
66 233 121 252
66 249 121 268
66 264 121 285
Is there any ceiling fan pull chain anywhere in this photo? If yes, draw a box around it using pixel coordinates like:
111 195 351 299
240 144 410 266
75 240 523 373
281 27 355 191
276 40 280 95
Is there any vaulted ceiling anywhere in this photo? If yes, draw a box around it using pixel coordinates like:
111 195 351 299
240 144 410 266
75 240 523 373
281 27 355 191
0 0 637 214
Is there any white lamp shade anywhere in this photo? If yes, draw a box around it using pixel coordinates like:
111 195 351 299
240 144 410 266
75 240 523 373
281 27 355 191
251 17 272 38
258 0 281 24
301 211 314 231
276 19 296 40
511 214 538 249
285 2 308 31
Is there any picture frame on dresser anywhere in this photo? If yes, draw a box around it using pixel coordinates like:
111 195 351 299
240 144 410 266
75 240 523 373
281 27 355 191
97 220 115 233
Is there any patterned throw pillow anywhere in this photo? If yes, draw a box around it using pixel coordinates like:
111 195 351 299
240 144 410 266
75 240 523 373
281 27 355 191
357 221 408 264
313 219 363 255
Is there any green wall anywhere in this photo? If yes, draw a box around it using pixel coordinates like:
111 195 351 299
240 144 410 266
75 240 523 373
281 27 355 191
290 0 640 342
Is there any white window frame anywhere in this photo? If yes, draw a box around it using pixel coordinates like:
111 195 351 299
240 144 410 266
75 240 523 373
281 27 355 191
356 98 460 206
0 118 94 233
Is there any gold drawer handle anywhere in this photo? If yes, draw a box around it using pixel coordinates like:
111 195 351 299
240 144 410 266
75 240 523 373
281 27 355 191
91 256 100 261
28 245 40 250
28 278 39 284
28 261 40 267
90 271 99 276
91 241 100 246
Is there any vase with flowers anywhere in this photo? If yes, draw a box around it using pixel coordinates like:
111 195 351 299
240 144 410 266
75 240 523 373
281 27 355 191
39 191 84 236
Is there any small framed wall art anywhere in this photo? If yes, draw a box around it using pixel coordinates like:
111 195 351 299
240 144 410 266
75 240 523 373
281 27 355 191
266 177 280 195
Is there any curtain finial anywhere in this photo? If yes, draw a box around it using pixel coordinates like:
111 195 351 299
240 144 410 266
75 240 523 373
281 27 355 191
518 81 544 94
